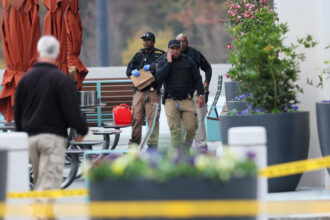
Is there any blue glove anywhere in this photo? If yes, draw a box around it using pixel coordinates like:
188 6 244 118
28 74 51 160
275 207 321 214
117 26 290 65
131 69 139 77
143 64 151 71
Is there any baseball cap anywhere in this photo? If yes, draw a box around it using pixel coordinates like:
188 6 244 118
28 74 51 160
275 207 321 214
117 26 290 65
168 39 180 48
141 32 155 41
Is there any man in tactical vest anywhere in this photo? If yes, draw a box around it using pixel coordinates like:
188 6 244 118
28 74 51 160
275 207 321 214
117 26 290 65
126 32 165 151
176 33 212 153
155 39 204 149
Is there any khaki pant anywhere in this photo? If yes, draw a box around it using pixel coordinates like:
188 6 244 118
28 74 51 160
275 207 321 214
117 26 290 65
29 134 66 190
129 90 161 146
181 95 208 148
193 94 208 145
165 98 197 148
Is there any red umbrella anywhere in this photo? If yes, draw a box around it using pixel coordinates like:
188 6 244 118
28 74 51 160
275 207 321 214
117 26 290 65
42 0 68 74
0 0 41 122
65 0 88 90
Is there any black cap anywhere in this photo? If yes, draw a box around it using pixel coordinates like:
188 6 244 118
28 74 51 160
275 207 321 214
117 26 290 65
141 32 155 41
168 39 180 48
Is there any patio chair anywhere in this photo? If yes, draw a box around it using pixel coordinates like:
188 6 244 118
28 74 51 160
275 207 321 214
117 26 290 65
205 75 223 141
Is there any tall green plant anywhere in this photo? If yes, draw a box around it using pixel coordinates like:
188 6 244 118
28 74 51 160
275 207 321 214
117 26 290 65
223 2 316 112
222 0 316 112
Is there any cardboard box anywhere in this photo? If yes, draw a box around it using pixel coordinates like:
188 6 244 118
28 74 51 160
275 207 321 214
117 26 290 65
130 69 155 90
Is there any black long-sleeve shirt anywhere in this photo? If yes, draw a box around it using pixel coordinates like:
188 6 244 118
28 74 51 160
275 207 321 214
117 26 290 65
155 53 204 99
182 46 212 84
126 47 164 93
14 62 88 138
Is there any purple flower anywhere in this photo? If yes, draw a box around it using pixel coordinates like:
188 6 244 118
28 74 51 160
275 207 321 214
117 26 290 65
237 108 249 115
246 151 256 159
254 107 265 112
284 104 298 112
149 161 158 169
188 156 195 166
232 93 251 101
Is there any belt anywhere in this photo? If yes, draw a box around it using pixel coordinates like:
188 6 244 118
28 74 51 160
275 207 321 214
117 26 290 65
139 86 156 92
166 93 192 100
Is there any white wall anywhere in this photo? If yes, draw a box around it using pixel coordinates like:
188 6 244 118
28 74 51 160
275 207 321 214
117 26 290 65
275 0 330 188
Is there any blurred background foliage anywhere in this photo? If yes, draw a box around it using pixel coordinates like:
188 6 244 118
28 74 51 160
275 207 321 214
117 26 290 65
0 0 232 68
78 0 231 66
121 27 174 65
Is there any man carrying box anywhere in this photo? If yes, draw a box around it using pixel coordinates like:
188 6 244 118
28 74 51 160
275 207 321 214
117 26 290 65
126 32 164 151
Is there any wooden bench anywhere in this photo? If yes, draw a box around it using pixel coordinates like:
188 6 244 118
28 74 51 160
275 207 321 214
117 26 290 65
82 78 133 127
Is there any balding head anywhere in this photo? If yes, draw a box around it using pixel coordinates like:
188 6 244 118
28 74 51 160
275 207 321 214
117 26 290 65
176 33 189 52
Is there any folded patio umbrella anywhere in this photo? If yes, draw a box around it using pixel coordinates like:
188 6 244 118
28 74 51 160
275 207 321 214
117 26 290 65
0 0 41 122
43 0 68 74
65 0 88 90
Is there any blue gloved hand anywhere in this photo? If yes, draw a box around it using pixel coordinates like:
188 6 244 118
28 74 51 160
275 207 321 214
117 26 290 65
131 69 139 77
143 64 151 71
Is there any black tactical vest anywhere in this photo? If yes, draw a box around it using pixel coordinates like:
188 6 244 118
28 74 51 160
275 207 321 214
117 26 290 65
164 55 194 99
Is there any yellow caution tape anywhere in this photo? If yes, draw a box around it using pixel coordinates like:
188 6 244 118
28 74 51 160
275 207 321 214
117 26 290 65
1 200 330 218
7 189 88 199
90 200 258 218
259 155 330 178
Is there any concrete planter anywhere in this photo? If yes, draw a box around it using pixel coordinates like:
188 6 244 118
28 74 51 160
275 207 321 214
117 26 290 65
90 177 257 220
316 102 330 175
225 81 243 102
0 149 7 205
220 112 310 192
227 101 250 112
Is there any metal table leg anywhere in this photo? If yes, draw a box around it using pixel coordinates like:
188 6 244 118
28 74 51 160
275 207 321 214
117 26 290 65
103 134 111 149
111 132 120 149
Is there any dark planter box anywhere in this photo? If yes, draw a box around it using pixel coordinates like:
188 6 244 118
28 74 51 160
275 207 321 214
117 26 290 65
227 101 249 112
0 149 7 220
220 112 310 192
225 81 243 102
90 177 256 220
316 102 330 175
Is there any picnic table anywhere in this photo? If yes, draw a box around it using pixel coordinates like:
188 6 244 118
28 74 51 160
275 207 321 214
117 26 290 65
103 122 131 149
91 128 122 149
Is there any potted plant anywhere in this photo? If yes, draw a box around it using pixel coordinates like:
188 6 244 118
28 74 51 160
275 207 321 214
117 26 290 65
227 93 251 112
219 1 317 192
88 148 257 220
309 45 330 175
220 0 271 102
